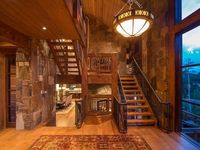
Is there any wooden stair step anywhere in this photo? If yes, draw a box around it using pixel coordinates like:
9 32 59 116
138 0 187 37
124 90 141 92
127 112 152 116
120 75 133 77
68 60 77 63
68 66 78 68
126 100 146 104
50 42 71 45
121 78 135 81
122 81 137 84
123 85 138 88
125 94 143 97
67 56 76 58
127 105 149 109
127 119 155 125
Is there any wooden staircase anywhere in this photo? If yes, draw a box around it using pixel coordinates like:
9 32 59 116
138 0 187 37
48 39 81 76
120 75 156 126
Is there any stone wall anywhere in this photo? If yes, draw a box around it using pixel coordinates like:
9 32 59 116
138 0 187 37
88 16 128 75
137 0 169 101
16 40 56 130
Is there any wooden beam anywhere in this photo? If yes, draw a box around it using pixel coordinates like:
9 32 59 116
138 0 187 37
0 48 17 55
168 0 176 132
0 21 30 48
88 74 112 84
174 9 200 33
55 75 81 84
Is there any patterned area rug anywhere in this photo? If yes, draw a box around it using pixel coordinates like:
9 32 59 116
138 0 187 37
29 135 151 150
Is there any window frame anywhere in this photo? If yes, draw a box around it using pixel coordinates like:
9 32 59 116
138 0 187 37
174 0 200 145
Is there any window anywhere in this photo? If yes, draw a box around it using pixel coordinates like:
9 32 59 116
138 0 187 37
182 26 200 66
176 0 200 145
180 24 200 145
182 0 200 19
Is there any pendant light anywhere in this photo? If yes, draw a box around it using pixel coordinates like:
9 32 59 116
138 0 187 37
113 0 154 38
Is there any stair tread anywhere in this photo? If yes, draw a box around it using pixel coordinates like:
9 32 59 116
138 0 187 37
127 112 152 116
127 105 149 109
126 94 143 96
126 100 146 103
123 85 138 88
124 90 140 92
68 66 78 68
127 119 155 124
122 81 136 83
121 78 135 81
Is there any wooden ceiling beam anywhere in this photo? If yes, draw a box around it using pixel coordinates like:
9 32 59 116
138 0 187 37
0 21 30 48
55 75 81 84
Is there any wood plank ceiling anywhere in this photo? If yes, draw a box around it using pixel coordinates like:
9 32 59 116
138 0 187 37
0 0 79 40
82 0 148 30
82 0 125 29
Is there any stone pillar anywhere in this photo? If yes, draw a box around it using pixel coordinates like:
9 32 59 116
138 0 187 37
16 40 56 130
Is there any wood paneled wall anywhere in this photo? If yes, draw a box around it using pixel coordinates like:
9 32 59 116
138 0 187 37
0 53 6 129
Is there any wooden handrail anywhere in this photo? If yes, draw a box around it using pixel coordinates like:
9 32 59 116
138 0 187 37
118 74 127 104
132 58 170 105
131 57 172 132
114 96 127 105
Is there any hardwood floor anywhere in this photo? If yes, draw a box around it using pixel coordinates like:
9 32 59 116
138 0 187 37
0 115 198 150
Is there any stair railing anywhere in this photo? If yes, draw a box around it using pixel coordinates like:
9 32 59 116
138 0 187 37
75 96 86 128
113 74 127 133
131 58 172 132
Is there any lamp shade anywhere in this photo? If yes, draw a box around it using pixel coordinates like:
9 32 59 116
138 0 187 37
113 10 154 38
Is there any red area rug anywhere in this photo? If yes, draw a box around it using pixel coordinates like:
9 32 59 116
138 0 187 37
28 135 151 150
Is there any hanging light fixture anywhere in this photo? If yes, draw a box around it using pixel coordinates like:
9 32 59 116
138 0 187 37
113 0 154 38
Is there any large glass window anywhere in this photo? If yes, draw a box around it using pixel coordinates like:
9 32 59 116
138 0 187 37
182 0 200 19
181 25 200 145
182 26 200 66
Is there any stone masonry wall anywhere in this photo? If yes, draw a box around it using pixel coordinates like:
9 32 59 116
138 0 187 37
88 16 128 75
140 0 169 101
16 39 56 130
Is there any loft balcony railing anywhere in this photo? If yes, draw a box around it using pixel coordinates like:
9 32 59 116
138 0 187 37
65 0 87 46
131 58 172 132
87 53 113 74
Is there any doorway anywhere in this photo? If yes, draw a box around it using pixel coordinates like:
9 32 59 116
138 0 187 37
6 54 16 127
